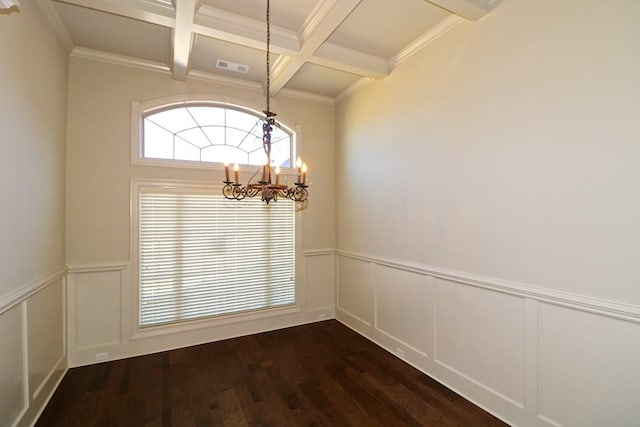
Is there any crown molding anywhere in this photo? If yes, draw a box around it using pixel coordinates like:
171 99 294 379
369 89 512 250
335 14 466 103
34 0 74 53
334 77 373 104
279 87 334 106
392 14 465 66
68 47 333 105
70 46 171 74
189 69 334 105
425 0 489 21
187 69 263 91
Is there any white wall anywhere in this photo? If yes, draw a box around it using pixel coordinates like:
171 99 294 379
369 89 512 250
0 2 68 426
335 0 640 425
65 58 336 366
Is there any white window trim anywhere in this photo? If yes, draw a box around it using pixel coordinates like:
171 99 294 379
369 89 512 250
129 178 305 340
130 94 302 173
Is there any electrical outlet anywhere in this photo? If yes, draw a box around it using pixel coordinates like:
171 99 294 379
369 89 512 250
395 348 405 359
318 313 327 320
96 352 108 362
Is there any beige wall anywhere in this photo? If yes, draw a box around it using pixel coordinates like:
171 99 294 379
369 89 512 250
0 2 68 427
0 3 67 298
337 0 640 304
66 58 335 264
335 0 640 425
65 58 336 366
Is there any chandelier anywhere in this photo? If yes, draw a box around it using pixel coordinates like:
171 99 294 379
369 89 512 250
222 0 309 205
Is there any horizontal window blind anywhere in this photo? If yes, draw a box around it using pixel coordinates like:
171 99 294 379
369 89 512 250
139 190 295 327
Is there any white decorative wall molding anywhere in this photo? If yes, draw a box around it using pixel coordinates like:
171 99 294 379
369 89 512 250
0 272 67 427
434 358 525 409
31 352 65 402
336 250 640 323
67 249 336 367
66 263 128 360
302 248 336 257
67 262 129 274
335 250 640 426
0 266 67 315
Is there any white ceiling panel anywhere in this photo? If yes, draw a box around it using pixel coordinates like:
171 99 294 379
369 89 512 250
285 63 361 98
326 0 451 58
53 1 171 64
199 0 318 32
41 0 490 101
191 35 273 82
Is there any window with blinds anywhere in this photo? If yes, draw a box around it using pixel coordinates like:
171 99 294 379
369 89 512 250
138 189 296 328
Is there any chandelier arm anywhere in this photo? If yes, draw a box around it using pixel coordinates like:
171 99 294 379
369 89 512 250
247 166 261 184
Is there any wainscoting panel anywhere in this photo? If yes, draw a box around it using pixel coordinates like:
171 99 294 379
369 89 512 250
337 255 374 326
74 271 121 350
538 303 640 427
335 250 640 427
435 278 525 407
0 269 67 427
67 252 336 367
0 304 25 426
304 251 335 315
375 265 433 357
27 279 65 400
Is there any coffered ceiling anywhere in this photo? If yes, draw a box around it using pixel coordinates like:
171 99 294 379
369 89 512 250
39 0 498 102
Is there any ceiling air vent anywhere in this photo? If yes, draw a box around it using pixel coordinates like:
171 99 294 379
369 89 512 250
216 59 250 74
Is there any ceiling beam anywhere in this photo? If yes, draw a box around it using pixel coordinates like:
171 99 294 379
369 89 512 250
194 2 389 88
424 0 489 20
172 0 197 80
312 42 389 79
194 5 299 56
268 0 362 96
54 0 175 27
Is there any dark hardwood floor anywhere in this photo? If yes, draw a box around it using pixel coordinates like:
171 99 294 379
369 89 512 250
37 320 507 426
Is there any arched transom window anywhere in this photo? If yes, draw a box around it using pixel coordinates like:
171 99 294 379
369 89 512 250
142 103 293 167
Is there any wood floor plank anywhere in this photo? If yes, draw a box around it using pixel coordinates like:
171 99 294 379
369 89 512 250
36 320 506 426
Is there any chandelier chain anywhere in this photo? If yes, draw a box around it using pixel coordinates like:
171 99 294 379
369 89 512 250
266 0 270 113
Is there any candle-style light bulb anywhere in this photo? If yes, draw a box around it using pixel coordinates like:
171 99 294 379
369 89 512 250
301 163 308 185
224 163 230 182
233 163 239 184
296 157 302 184
275 166 280 185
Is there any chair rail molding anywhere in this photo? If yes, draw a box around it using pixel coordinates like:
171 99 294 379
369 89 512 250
0 266 68 315
67 262 129 274
336 249 640 323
